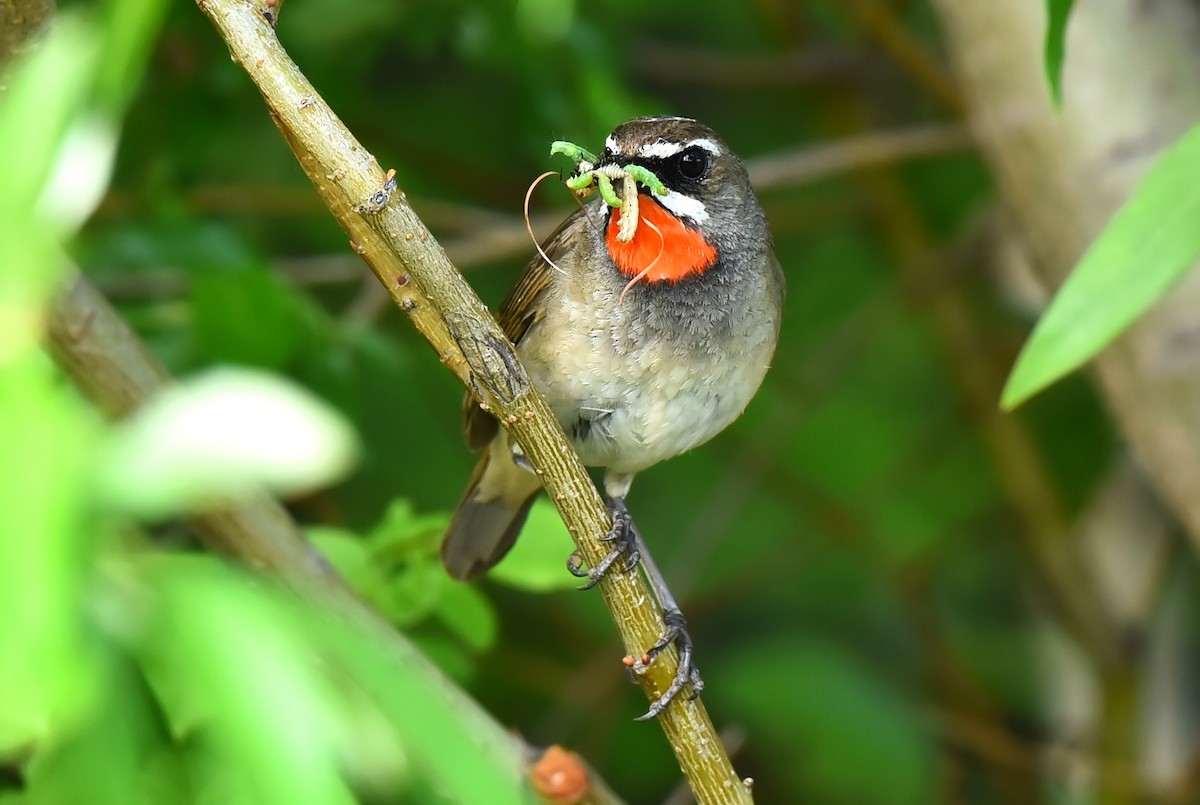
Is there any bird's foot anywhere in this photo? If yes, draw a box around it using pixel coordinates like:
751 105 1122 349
566 504 641 590
624 607 704 720
566 496 701 718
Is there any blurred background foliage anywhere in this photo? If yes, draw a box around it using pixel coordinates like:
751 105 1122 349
6 0 1200 802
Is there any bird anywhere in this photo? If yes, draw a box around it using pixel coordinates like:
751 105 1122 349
440 116 784 717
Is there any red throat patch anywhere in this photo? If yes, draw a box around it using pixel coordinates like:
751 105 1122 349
605 197 718 284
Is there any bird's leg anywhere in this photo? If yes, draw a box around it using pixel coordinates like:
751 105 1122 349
509 441 535 474
566 493 703 719
625 522 703 721
566 495 641 590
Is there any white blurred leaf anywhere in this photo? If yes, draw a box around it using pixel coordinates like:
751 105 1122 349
101 368 358 518
38 114 119 234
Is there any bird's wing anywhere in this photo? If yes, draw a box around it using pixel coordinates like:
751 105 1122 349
463 207 591 449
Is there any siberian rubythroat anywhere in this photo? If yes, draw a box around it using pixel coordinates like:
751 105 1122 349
441 116 784 717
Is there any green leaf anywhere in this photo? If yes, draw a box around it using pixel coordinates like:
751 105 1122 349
1002 120 1200 409
376 559 445 626
434 581 498 653
308 526 382 594
367 498 449 559
0 0 168 760
0 13 97 321
1044 0 1075 104
99 367 358 518
37 0 169 234
487 498 579 592
0 358 98 754
713 638 936 804
140 559 356 805
22 655 163 805
406 633 476 684
95 0 171 113
190 266 314 370
0 14 98 222
303 601 537 804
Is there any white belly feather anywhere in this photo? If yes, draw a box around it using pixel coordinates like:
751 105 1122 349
520 287 777 475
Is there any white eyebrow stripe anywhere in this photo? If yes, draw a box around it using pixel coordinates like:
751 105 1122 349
657 189 709 224
636 137 722 160
638 141 684 159
687 137 722 155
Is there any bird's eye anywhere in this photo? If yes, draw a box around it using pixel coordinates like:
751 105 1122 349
677 147 708 180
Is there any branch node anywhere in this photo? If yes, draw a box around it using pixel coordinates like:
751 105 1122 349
445 313 531 405
353 169 398 214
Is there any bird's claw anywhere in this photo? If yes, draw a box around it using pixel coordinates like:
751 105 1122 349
628 608 704 721
567 500 699 719
565 507 640 589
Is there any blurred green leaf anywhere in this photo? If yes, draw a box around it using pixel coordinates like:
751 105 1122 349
36 0 166 235
714 638 936 805
0 14 96 222
367 498 449 558
1002 120 1200 409
0 14 92 333
363 500 451 625
140 558 356 805
1044 0 1075 104
130 557 532 804
869 436 999 564
308 525 382 593
22 656 166 805
95 0 170 113
190 265 315 370
377 558 445 626
0 359 98 754
100 367 358 518
302 600 538 805
406 633 476 684
488 498 578 592
309 506 497 653
434 581 498 653
0 0 170 767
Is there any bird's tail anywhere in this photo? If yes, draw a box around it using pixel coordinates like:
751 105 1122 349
440 436 542 581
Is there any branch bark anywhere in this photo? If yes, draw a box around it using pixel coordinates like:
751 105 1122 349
195 0 749 800
0 0 52 70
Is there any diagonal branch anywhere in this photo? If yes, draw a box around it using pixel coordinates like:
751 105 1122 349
195 0 750 800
